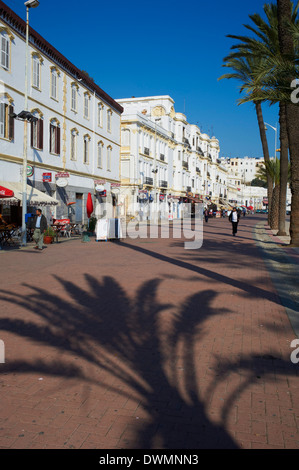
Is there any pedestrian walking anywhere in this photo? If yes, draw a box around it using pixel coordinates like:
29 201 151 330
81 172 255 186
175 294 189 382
32 208 47 250
204 208 209 223
228 207 240 236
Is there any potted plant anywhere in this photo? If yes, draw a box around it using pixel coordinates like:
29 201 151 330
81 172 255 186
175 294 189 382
43 227 55 244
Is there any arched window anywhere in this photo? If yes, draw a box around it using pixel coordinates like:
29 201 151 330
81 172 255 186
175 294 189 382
32 53 43 90
107 145 112 171
50 67 60 100
0 27 14 71
97 141 104 168
107 109 112 132
0 93 14 140
70 128 78 161
49 118 60 155
121 128 130 147
71 82 78 112
83 134 90 164
0 33 9 70
98 102 103 127
84 92 90 119
30 109 43 150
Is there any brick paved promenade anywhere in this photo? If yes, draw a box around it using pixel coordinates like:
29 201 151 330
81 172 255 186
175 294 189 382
0 215 298 449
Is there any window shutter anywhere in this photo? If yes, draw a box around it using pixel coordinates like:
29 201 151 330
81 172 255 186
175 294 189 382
0 103 4 137
39 119 43 150
1 37 6 68
8 105 14 140
56 126 60 155
49 123 53 152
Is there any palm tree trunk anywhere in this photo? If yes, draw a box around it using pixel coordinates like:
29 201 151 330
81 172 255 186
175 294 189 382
277 0 299 246
270 184 280 230
254 101 273 225
277 102 289 236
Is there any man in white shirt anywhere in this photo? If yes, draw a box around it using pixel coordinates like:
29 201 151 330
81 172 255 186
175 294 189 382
228 207 240 236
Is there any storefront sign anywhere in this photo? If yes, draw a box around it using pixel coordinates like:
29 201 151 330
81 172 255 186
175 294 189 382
111 183 121 188
27 165 34 177
42 172 52 183
56 178 68 188
159 194 165 201
94 179 106 185
95 185 105 192
55 172 70 179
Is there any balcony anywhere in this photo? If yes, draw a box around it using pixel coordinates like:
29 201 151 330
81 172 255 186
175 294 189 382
144 177 153 186
197 146 204 156
186 186 192 193
182 161 189 170
159 180 168 188
144 147 150 156
207 172 211 177
196 167 201 174
160 154 165 161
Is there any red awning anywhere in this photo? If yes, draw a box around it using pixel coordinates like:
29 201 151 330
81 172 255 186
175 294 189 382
0 186 14 198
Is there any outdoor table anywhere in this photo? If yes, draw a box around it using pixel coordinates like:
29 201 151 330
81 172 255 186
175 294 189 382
0 225 18 247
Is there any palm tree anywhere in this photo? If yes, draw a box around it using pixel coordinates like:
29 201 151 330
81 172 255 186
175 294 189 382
218 55 273 223
256 159 291 228
221 3 298 235
277 0 299 246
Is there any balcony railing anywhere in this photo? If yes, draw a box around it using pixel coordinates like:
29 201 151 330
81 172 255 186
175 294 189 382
159 180 168 188
160 154 165 161
144 177 153 186
182 161 189 170
144 147 150 156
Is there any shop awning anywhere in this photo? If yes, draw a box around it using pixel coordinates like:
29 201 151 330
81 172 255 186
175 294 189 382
0 181 59 206
0 185 14 198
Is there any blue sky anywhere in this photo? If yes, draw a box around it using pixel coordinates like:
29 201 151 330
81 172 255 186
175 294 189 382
7 0 280 158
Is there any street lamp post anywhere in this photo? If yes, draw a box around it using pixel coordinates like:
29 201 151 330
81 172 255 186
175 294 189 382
21 0 39 246
264 122 278 162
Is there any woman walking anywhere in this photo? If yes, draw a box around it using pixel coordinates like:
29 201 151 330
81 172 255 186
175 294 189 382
229 207 240 236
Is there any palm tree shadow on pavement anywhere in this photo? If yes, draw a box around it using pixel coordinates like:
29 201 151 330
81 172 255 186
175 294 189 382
0 274 240 449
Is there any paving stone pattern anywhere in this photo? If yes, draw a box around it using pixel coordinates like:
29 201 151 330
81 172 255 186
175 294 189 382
0 215 298 449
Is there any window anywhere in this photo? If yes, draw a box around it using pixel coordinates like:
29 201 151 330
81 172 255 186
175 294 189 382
107 109 112 132
0 101 14 140
32 55 41 89
30 113 43 150
49 120 60 154
71 86 76 110
83 135 90 164
97 141 103 168
84 93 90 119
98 103 103 127
70 129 78 161
50 68 59 100
107 146 112 171
1 34 9 70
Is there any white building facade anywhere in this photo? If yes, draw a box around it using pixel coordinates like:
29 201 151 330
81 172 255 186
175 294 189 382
0 1 123 225
116 96 226 219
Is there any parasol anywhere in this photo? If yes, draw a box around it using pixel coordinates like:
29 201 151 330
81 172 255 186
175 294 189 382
86 193 93 219
0 186 14 198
